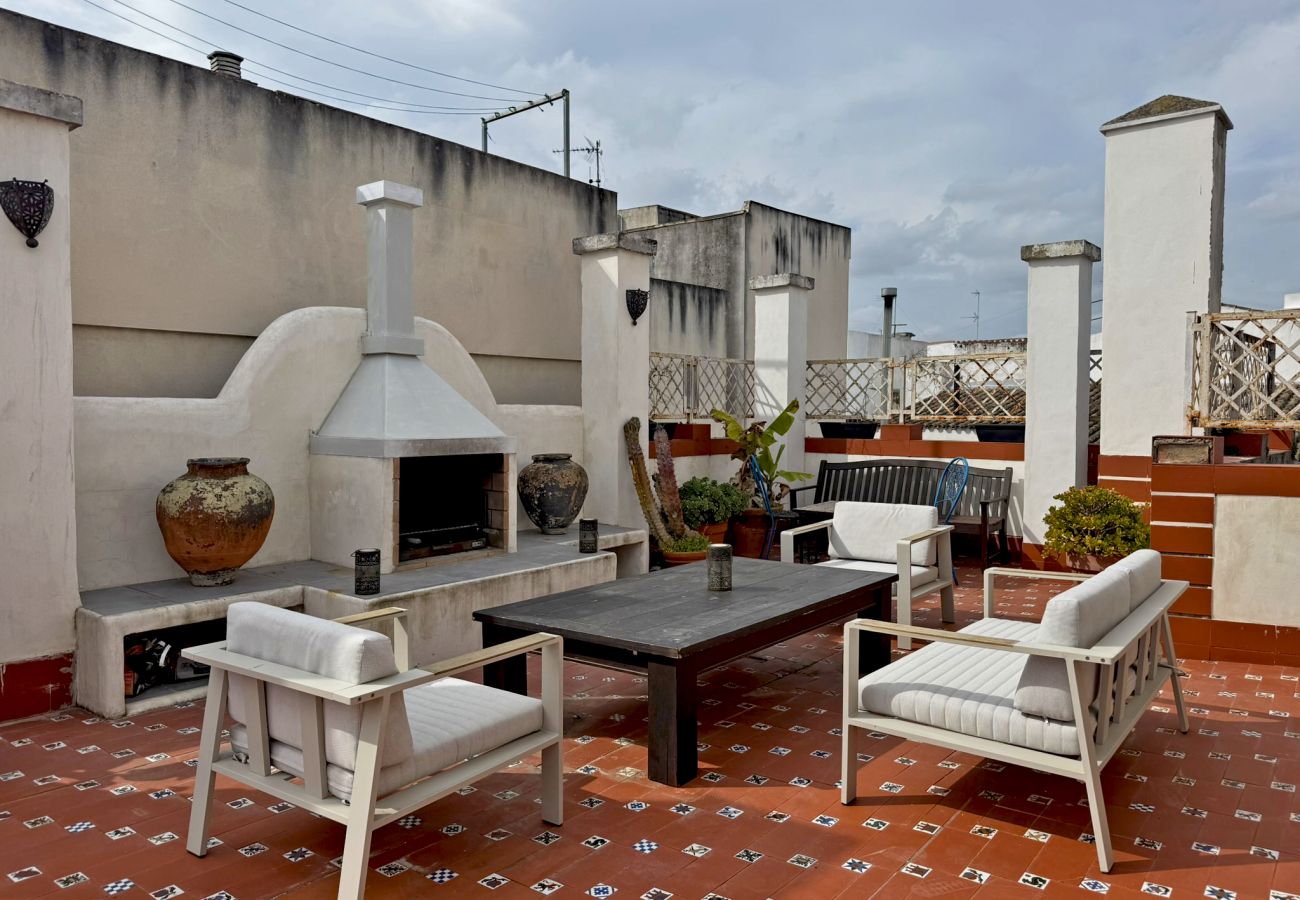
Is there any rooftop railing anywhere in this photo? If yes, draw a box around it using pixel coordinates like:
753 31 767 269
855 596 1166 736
649 352 755 423
1190 309 1300 429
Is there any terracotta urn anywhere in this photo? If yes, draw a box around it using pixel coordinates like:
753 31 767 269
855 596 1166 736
518 453 589 534
156 457 275 586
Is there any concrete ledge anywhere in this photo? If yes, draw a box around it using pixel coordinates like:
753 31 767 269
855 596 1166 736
1020 240 1102 262
749 273 815 291
360 333 425 356
572 233 658 256
356 180 424 207
0 78 83 128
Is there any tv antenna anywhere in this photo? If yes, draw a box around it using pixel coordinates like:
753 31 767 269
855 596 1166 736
482 89 570 177
965 290 981 339
554 137 603 187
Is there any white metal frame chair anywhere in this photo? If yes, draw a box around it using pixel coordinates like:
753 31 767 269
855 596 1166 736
781 501 955 649
182 604 564 899
840 560 1189 872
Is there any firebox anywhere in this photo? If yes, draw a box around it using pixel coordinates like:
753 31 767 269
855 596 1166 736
395 455 509 563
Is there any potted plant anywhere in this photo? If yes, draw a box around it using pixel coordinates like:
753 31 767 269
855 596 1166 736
711 400 813 558
679 476 750 544
1042 485 1150 572
623 418 711 566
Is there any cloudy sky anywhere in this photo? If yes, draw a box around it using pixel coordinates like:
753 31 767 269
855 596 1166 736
9 0 1300 339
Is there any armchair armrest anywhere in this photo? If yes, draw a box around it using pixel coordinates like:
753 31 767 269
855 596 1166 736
419 633 561 680
780 519 832 563
896 524 953 583
788 483 818 508
332 607 408 626
981 566 1092 619
843 618 1115 664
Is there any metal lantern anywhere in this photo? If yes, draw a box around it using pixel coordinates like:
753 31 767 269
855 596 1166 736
352 548 381 596
707 543 733 592
579 518 599 553
0 179 54 248
625 288 648 326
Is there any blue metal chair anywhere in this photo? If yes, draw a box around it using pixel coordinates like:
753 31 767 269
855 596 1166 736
933 458 969 583
932 457 970 524
751 455 778 560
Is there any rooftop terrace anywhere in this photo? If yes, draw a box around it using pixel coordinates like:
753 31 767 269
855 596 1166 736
4 564 1297 899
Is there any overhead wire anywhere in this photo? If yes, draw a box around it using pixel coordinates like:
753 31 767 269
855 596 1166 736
149 0 526 101
209 0 540 97
81 0 508 114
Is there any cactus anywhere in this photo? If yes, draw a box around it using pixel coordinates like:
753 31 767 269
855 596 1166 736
654 425 687 539
624 417 673 547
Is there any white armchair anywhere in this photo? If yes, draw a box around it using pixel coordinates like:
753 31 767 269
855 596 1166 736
182 602 564 900
781 501 954 649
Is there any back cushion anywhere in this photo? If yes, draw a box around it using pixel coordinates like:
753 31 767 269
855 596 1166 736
225 603 414 771
1109 549 1163 611
829 502 938 566
1014 566 1132 722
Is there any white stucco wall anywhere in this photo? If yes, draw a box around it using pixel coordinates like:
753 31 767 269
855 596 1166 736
1100 108 1227 456
0 96 80 664
1212 495 1300 627
73 308 536 591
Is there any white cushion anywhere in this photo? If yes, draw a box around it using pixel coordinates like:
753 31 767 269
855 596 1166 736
232 676 545 801
1109 549 1163 611
224 603 414 771
1014 566 1131 723
815 557 939 589
829 502 939 566
857 618 1080 757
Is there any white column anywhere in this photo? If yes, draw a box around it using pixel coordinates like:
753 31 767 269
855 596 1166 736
0 80 82 668
1021 240 1100 545
750 273 812 479
575 233 656 571
1099 96 1231 457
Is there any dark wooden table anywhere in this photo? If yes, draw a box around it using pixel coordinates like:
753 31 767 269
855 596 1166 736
473 558 894 786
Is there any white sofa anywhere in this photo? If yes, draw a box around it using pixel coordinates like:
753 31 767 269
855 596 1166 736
781 501 955 649
183 603 564 899
840 550 1189 873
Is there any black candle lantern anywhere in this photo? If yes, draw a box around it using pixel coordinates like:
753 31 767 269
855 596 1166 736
625 288 648 326
352 548 381 595
707 544 733 591
0 179 54 248
579 518 599 553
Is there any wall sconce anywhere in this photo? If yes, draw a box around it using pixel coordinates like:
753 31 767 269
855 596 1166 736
0 179 54 248
625 288 648 326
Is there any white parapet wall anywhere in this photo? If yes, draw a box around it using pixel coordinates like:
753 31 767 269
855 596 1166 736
73 307 579 590
1212 495 1300 627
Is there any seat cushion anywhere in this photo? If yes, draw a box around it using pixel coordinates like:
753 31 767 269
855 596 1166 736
232 676 545 801
224 603 414 771
829 502 939 566
815 557 939 589
858 618 1081 757
1013 566 1131 723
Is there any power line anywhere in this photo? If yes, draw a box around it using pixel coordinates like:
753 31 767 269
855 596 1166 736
149 0 524 101
211 0 540 97
80 0 502 115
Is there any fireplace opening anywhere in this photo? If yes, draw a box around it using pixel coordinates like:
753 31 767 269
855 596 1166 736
396 455 506 563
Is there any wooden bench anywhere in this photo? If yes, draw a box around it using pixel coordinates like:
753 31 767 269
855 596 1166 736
791 458 1012 567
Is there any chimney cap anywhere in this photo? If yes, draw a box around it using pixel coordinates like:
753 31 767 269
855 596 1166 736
207 50 244 79
881 287 897 299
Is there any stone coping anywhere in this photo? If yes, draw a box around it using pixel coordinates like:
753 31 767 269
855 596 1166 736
0 78 82 127
571 233 657 256
1020 240 1101 262
748 273 815 291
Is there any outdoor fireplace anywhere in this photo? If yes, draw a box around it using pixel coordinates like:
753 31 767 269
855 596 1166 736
307 180 517 573
396 454 510 562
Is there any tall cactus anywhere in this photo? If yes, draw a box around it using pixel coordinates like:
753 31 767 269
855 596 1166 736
654 425 687 539
624 417 674 547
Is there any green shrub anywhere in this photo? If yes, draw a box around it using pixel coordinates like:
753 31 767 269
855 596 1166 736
678 477 751 530
1043 486 1150 560
664 532 711 553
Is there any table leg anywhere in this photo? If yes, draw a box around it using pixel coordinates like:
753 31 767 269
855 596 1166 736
857 585 892 675
647 659 697 787
481 623 528 695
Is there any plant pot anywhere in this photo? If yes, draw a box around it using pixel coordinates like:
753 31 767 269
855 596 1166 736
698 522 729 544
156 457 275 586
818 421 879 440
518 453 589 534
661 549 708 567
1041 550 1122 574
730 508 770 559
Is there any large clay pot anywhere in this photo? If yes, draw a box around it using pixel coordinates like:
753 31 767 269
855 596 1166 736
518 453 589 534
730 508 770 559
661 549 707 567
698 522 729 544
156 457 275 586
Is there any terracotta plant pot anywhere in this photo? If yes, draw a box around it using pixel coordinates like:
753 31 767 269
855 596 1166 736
156 457 275 586
518 453 589 534
730 508 770 559
698 522 729 544
661 549 708 567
